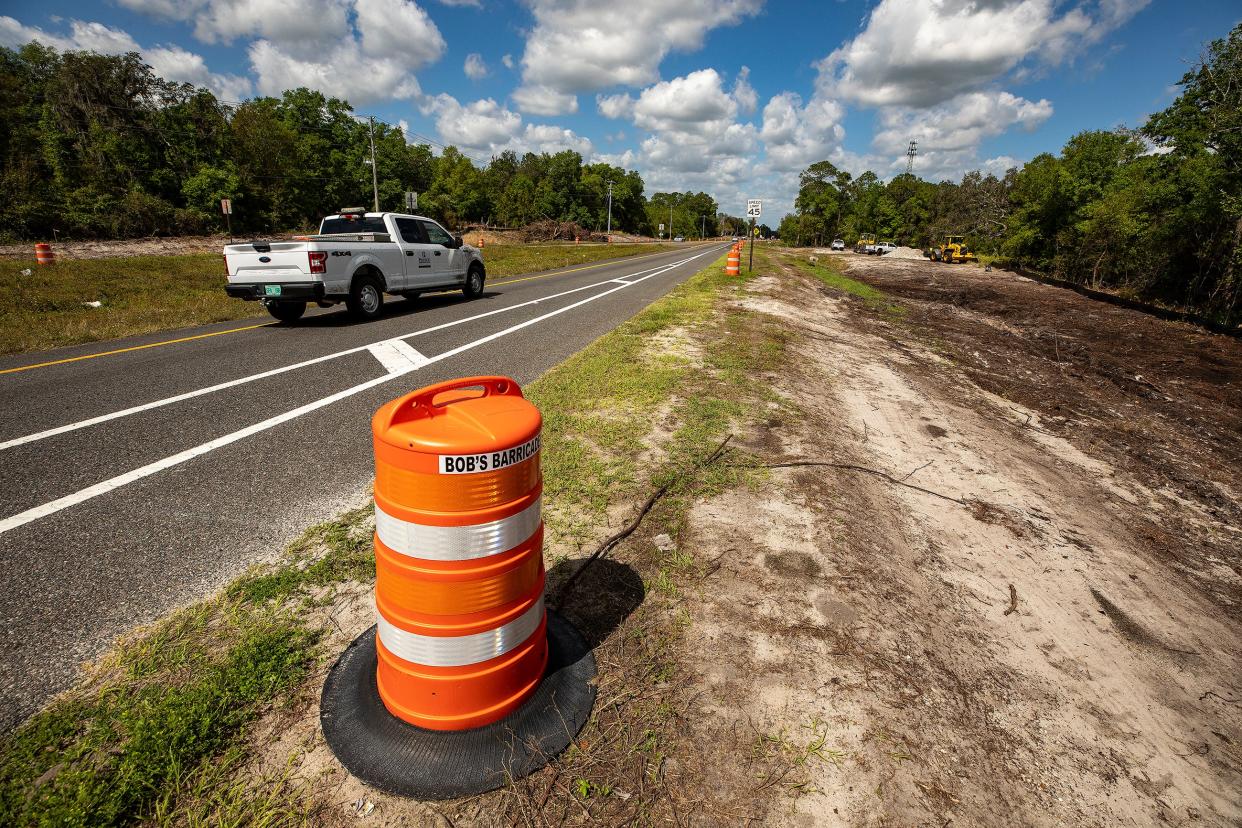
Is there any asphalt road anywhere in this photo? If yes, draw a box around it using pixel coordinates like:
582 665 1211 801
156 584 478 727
0 242 728 730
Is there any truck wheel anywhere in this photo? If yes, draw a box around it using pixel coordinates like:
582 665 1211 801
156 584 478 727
266 301 306 323
347 274 384 320
463 264 485 299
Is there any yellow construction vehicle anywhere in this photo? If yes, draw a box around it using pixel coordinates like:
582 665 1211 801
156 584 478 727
931 235 978 264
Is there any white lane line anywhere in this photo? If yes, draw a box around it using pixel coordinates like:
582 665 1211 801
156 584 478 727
0 373 398 535
367 339 427 375
611 278 633 286
0 247 719 536
0 250 720 452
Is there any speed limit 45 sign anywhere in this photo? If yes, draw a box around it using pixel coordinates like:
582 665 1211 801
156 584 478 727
746 199 762 218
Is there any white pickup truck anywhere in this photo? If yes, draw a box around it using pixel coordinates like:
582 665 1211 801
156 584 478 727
224 209 486 322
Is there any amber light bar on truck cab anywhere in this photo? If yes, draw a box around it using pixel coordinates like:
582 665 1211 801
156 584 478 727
338 207 367 220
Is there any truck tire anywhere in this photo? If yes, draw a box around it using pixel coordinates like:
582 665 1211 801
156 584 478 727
463 264 485 299
347 274 384 320
266 301 306 323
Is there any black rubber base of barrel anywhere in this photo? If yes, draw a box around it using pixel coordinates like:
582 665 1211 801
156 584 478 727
319 612 596 800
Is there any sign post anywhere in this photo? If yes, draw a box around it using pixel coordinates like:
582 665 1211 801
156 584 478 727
221 198 233 241
746 199 762 273
658 223 665 239
405 191 418 211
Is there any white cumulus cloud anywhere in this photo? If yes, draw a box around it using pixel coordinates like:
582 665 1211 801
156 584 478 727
114 0 446 104
0 16 138 53
871 90 1052 180
424 94 523 148
145 45 253 100
760 92 846 172
354 0 444 65
249 39 422 103
874 91 1053 156
821 0 1150 107
512 0 760 115
116 0 350 49
422 94 594 157
630 69 738 134
463 52 487 80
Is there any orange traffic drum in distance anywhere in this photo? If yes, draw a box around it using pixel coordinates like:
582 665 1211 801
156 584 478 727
371 376 548 731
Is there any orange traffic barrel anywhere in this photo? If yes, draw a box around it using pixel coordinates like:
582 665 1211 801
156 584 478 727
321 376 596 799
35 243 55 265
371 376 546 730
725 247 741 276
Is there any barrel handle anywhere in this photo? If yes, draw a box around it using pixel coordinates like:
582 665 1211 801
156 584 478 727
384 375 523 427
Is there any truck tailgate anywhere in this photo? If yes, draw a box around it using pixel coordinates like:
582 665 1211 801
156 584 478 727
225 242 311 282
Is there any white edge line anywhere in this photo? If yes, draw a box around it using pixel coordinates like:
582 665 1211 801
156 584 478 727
0 246 720 535
0 249 720 451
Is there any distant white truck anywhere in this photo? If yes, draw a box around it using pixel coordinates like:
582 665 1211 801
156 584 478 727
224 209 486 323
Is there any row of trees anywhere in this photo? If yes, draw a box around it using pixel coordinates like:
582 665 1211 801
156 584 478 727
779 23 1241 323
0 42 732 239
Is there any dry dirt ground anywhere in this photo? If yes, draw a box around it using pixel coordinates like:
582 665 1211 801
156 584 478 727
682 252 1241 826
236 251 1239 826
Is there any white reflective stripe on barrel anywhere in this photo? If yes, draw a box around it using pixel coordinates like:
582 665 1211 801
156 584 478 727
375 496 541 561
377 597 545 668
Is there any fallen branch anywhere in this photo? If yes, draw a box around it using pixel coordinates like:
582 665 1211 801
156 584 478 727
901 460 933 482
751 460 966 505
553 435 733 608
1004 584 1018 616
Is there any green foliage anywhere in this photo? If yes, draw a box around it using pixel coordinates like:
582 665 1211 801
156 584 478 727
227 507 374 604
0 42 660 241
780 22 1242 324
0 503 382 826
0 608 318 827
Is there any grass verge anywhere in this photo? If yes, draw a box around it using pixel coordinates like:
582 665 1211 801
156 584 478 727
481 242 670 280
1 247 794 825
0 508 375 827
779 252 904 316
0 244 674 356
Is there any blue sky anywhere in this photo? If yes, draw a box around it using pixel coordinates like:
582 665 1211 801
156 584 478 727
1 0 1238 220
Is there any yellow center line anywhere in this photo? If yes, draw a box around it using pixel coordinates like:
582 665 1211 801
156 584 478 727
1 244 721 376
0 323 273 376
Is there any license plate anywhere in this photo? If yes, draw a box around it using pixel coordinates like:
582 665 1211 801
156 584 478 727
264 285 282 297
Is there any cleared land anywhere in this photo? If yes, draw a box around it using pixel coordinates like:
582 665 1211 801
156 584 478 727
2 249 1238 826
0 242 671 355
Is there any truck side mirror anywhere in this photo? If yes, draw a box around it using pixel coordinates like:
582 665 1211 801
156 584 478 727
452 235 463 249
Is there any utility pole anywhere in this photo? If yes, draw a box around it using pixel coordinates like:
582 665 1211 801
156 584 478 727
905 140 918 176
605 180 613 240
701 214 706 240
368 116 380 212
669 200 673 240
